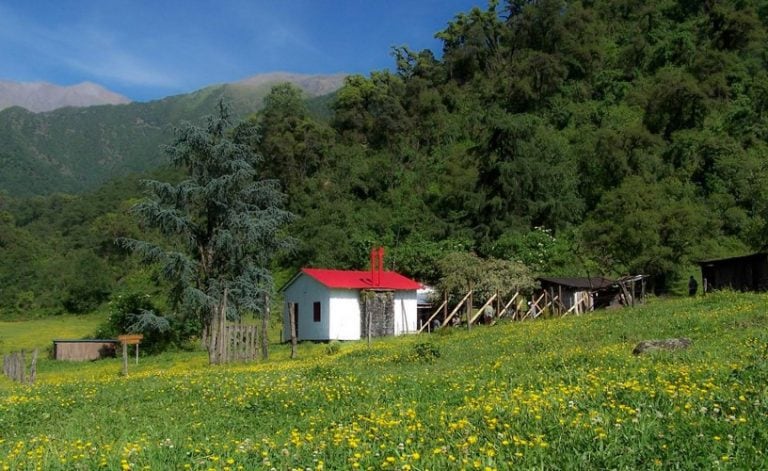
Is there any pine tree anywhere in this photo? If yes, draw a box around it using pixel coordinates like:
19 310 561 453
120 102 294 364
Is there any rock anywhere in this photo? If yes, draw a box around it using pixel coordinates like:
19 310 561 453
632 338 692 355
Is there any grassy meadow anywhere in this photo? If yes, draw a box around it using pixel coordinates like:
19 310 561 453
2 292 768 469
0 314 107 353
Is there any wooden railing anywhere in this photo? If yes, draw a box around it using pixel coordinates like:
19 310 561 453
419 287 604 334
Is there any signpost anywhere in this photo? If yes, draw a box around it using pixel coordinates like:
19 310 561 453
117 334 143 376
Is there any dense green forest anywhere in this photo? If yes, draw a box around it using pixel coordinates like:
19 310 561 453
2 0 768 318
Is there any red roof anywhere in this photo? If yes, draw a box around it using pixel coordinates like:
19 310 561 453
301 268 421 290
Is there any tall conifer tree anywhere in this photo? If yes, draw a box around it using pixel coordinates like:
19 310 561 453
121 102 294 363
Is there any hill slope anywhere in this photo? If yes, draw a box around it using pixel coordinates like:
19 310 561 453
0 74 345 196
1 293 767 468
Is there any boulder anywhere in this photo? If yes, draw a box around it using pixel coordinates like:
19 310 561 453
632 338 692 355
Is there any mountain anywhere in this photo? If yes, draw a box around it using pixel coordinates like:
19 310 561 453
0 80 131 112
234 72 347 96
0 73 346 196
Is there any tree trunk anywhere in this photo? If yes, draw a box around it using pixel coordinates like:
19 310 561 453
208 305 219 364
261 293 270 360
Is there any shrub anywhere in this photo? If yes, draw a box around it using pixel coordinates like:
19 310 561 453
325 341 341 356
95 293 174 354
412 341 441 362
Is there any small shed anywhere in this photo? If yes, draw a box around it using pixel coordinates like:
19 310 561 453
281 266 422 342
537 276 618 313
53 339 118 361
697 253 768 293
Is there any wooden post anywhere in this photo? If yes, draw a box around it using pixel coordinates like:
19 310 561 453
255 325 259 361
209 308 218 364
367 297 372 347
117 335 143 375
122 343 128 376
261 293 270 360
550 288 556 316
19 351 26 384
219 288 229 364
467 284 473 331
290 303 298 359
251 325 257 361
443 291 448 324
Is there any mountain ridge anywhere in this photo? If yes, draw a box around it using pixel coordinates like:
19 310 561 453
0 80 131 112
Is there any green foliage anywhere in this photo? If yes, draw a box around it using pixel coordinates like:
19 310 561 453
483 226 583 275
410 341 441 362
324 340 341 356
0 80 342 197
61 250 112 314
120 102 294 356
4 0 768 310
95 293 173 354
437 251 537 297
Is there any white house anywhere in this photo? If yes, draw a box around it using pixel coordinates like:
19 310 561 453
281 268 422 341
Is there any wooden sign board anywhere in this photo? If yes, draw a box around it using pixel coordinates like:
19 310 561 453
117 334 143 345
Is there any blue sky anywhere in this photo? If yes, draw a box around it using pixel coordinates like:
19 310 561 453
0 0 485 102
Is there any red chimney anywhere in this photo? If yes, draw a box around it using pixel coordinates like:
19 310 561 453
377 246 385 286
370 246 385 287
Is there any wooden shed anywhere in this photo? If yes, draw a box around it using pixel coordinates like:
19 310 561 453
537 276 618 314
697 253 768 293
53 339 118 361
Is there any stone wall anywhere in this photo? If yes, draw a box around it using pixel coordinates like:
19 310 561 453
360 290 394 338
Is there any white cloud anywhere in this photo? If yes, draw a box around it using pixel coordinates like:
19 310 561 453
0 3 182 89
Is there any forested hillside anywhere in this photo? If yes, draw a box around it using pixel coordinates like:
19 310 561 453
1 0 767 317
0 75 344 196
273 0 768 284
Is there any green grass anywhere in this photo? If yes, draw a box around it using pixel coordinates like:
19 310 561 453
0 313 106 354
2 292 768 469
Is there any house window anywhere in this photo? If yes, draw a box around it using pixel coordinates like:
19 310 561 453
313 302 321 322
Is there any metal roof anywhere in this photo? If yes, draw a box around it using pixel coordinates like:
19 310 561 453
283 268 422 291
696 252 768 265
537 276 616 290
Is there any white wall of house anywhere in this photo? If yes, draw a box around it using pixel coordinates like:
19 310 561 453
328 288 362 340
394 291 418 335
282 274 332 342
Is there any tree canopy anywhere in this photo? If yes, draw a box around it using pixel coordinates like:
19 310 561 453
120 102 294 360
2 0 768 319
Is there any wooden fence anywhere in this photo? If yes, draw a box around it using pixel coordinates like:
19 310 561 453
418 287 621 333
2 349 38 384
209 324 260 364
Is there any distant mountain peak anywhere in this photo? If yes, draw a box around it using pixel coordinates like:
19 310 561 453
234 72 347 96
0 80 131 113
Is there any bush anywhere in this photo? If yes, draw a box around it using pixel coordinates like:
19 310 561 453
95 293 174 354
325 341 341 356
412 341 441 362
